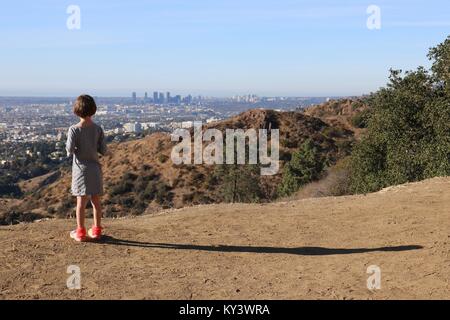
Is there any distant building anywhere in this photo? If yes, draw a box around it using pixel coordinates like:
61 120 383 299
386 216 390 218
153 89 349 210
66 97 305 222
114 128 124 134
159 92 165 104
183 95 193 105
169 122 182 129
144 92 148 103
132 92 137 104
123 122 142 133
206 117 220 124
141 122 159 130
181 121 194 129
153 91 159 103
166 92 171 104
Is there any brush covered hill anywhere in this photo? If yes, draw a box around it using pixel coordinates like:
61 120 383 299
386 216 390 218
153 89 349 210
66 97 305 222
304 98 370 138
1 108 355 223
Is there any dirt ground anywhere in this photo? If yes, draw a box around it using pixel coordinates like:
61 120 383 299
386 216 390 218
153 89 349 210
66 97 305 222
1 177 450 300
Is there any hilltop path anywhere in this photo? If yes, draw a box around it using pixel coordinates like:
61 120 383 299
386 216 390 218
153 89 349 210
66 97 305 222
1 177 449 299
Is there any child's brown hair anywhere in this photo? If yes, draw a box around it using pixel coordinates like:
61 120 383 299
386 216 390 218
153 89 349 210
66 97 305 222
73 95 97 118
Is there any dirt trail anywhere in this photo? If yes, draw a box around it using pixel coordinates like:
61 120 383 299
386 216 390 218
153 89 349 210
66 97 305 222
1 177 450 300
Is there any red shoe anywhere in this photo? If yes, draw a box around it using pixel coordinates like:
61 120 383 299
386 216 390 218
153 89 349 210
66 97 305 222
70 227 87 242
88 226 102 240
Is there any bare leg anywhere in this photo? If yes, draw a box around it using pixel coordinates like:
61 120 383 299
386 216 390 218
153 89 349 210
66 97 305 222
76 196 89 229
90 195 102 228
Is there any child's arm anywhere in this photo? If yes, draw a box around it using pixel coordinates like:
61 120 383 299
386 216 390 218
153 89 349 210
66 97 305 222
97 127 108 156
66 127 77 157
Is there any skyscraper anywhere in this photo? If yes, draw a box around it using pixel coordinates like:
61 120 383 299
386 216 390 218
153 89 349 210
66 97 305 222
132 92 137 104
153 91 158 103
159 92 165 104
166 92 171 104
185 94 192 105
144 92 148 103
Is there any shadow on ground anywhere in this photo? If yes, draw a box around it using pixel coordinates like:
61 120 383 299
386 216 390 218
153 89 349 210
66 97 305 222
97 236 423 256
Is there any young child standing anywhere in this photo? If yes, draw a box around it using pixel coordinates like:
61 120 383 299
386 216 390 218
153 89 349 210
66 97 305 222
66 95 107 242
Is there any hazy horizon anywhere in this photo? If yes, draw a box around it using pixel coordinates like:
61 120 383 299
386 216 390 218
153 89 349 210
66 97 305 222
0 94 348 99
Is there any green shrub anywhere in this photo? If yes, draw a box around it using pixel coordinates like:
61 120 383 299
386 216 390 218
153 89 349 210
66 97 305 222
350 37 450 193
109 181 134 196
350 109 371 128
182 192 195 203
278 139 325 197
214 164 261 203
133 200 148 214
336 140 354 157
158 154 169 163
155 182 172 205
47 206 56 215
141 181 157 201
123 172 138 181
0 211 46 225
120 196 135 207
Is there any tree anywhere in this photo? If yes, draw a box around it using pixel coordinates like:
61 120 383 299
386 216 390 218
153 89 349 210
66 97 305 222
278 139 325 197
350 37 450 193
214 164 261 203
428 36 450 93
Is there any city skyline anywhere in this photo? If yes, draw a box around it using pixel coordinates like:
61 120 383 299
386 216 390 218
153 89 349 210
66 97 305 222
0 92 341 99
0 0 449 97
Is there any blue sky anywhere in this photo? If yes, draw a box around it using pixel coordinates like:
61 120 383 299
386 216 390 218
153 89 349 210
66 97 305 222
0 0 448 97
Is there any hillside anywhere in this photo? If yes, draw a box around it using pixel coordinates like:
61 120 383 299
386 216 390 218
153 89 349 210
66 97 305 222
1 177 449 299
304 98 369 138
1 108 355 221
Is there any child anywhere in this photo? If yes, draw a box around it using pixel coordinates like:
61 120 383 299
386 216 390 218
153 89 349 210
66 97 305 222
66 95 107 242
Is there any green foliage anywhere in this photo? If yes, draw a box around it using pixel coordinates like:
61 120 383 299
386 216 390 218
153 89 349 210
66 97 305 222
109 181 134 196
0 211 46 225
107 168 173 213
351 109 372 128
350 37 450 193
158 154 169 163
278 139 325 197
214 164 262 203
428 36 450 91
0 140 67 197
351 100 364 111
154 182 173 206
182 191 212 205
123 172 138 181
336 139 354 157
0 180 22 198
119 196 135 207
323 126 346 139
141 180 158 200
